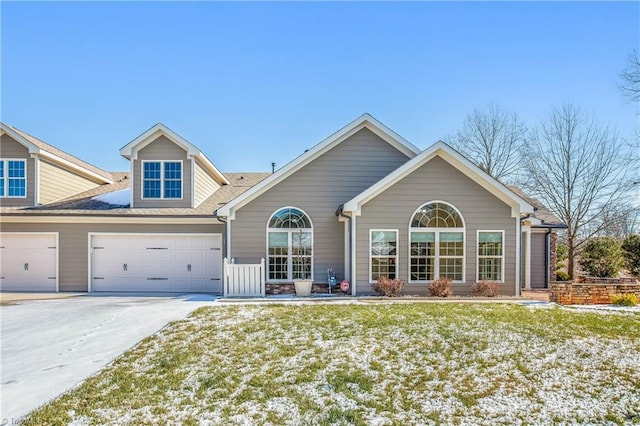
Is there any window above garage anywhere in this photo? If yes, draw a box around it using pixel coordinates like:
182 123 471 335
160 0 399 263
142 161 182 199
0 159 27 198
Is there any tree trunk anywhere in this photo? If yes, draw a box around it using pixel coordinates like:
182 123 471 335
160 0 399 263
567 244 575 280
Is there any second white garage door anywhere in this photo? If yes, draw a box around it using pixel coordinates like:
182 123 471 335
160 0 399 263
90 234 222 293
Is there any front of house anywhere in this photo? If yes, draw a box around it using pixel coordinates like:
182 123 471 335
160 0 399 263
0 115 563 296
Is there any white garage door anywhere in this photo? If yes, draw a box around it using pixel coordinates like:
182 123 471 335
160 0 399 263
0 233 58 292
91 234 222 293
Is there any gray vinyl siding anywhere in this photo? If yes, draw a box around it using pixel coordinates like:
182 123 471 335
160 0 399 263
230 128 411 284
0 135 36 207
355 156 519 296
39 159 100 204
132 136 192 208
530 232 547 288
194 160 220 207
0 222 224 291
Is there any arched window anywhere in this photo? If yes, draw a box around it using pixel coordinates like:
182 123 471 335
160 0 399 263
409 202 465 282
267 207 313 281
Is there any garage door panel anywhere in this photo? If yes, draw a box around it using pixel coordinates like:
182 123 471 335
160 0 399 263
91 234 222 293
0 234 57 292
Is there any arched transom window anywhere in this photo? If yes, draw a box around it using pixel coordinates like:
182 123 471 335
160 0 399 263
267 207 313 281
409 202 465 282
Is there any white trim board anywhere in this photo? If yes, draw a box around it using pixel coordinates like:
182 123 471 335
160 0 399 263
0 216 224 224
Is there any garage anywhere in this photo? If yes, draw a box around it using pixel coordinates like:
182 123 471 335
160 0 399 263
90 233 222 293
0 233 58 292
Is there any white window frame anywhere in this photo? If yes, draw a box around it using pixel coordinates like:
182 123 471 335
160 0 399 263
476 230 505 283
408 201 466 284
0 159 27 198
369 229 399 284
266 207 314 282
141 160 183 200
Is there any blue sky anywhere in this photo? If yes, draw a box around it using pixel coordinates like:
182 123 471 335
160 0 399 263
2 1 638 172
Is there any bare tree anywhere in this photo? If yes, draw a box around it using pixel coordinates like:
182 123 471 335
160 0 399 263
619 50 640 102
446 105 527 182
521 104 635 279
587 202 640 239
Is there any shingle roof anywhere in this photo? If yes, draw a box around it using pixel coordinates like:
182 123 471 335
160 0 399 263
508 186 566 228
0 172 270 216
8 126 114 182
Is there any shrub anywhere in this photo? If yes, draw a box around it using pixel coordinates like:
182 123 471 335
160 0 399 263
372 277 404 297
611 293 638 307
555 271 570 281
556 243 568 270
622 234 640 278
471 280 499 297
579 237 624 278
428 277 453 297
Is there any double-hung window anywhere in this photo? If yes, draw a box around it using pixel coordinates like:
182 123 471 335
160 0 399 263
370 230 398 282
477 231 504 281
142 161 182 199
0 159 27 198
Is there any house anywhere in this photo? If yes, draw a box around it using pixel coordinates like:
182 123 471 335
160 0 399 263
0 115 563 295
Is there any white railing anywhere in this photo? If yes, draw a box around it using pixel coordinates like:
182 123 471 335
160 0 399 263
224 258 265 297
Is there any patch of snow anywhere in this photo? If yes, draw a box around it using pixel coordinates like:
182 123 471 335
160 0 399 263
92 188 130 206
566 304 640 314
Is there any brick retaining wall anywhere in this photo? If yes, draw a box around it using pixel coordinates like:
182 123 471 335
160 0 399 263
550 279 640 305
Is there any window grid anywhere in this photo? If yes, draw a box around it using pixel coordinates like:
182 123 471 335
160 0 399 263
0 159 26 198
409 230 464 282
370 230 398 282
142 161 182 199
143 162 161 199
163 162 182 198
439 258 463 281
478 258 502 281
478 231 504 281
0 161 4 197
410 237 435 281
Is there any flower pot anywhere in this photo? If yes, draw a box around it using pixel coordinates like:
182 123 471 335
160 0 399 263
294 280 313 296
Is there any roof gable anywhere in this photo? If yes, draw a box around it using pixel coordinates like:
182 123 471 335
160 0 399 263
120 123 229 185
217 114 421 218
0 122 113 184
343 141 534 218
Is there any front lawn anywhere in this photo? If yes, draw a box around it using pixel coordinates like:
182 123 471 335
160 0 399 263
25 303 640 425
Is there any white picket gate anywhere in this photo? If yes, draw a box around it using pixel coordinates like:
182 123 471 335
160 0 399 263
224 258 265 297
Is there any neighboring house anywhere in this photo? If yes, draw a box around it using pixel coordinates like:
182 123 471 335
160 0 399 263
0 115 564 296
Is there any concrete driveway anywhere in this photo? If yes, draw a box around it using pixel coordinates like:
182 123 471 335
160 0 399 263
0 293 217 422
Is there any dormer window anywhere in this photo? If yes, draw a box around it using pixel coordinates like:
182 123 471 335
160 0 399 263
142 161 182 199
0 159 26 198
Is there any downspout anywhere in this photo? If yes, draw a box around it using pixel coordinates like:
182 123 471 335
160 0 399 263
213 211 228 259
336 204 353 294
213 211 229 297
